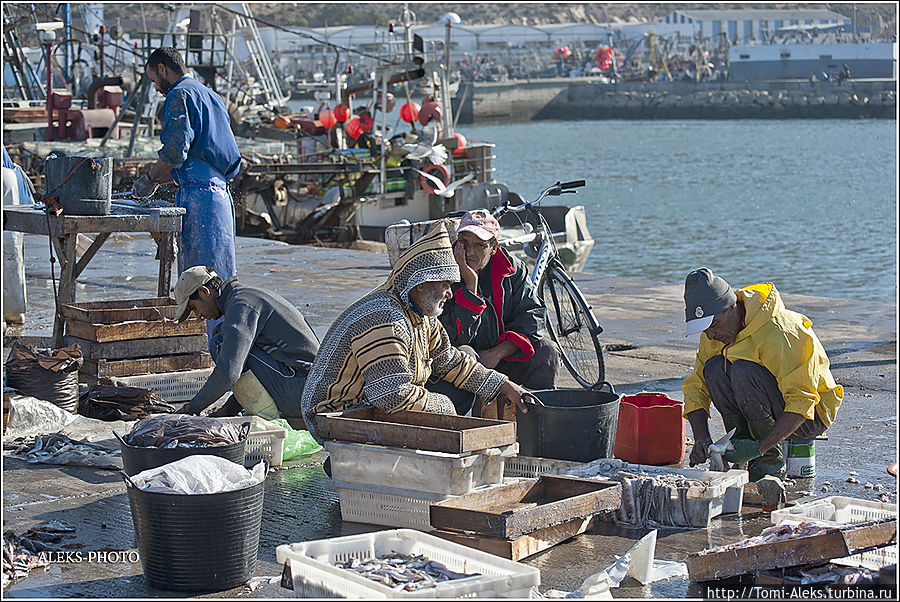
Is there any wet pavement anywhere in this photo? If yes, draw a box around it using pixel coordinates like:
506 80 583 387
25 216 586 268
3 232 897 597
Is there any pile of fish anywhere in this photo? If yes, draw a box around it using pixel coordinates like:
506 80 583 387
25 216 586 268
729 522 831 549
78 379 176 421
564 460 709 528
332 552 479 591
9 433 122 470
2 521 75 587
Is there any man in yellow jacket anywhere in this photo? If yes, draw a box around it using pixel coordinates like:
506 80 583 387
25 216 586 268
681 268 842 481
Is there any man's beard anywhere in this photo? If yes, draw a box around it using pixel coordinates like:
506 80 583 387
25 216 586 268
417 290 446 317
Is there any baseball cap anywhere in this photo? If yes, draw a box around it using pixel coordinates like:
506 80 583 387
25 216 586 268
683 267 737 336
457 209 500 241
173 266 217 322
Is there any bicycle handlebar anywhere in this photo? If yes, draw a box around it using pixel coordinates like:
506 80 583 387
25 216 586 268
559 179 586 190
499 179 586 215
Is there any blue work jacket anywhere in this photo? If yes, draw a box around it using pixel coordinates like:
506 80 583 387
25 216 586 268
158 75 242 187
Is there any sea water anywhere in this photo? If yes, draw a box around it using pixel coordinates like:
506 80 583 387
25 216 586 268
463 119 897 303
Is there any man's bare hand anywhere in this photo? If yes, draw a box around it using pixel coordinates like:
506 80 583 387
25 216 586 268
689 435 712 467
453 242 478 293
497 379 529 415
477 347 503 369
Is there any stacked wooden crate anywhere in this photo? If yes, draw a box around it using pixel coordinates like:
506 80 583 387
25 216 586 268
316 408 518 532
62 298 211 402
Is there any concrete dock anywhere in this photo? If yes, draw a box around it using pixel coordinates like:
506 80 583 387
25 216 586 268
3 233 897 597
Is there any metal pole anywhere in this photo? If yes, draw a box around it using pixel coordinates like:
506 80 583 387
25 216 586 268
45 41 54 141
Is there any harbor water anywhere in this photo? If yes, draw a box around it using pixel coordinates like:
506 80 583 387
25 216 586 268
462 119 897 303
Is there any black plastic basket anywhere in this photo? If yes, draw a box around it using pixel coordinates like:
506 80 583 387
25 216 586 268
116 431 248 476
124 475 265 592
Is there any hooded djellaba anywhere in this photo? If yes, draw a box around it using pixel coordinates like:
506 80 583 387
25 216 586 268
301 223 508 443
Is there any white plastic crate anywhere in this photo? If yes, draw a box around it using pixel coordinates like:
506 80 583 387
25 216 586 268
325 441 517 496
561 458 749 528
326 479 454 531
218 415 288 467
503 455 581 479
771 496 897 570
275 528 540 598
113 368 213 402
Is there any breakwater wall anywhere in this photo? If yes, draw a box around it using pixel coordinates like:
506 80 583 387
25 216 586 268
452 79 897 123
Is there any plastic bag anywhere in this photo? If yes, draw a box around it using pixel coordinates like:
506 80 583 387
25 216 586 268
4 342 83 412
123 414 248 448
129 455 266 494
270 418 322 460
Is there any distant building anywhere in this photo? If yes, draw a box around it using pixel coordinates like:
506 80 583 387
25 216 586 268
661 9 850 44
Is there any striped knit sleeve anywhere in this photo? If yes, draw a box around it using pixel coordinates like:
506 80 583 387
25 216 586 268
428 318 507 401
350 321 430 413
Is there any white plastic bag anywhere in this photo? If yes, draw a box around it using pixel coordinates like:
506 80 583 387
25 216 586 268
130 455 266 494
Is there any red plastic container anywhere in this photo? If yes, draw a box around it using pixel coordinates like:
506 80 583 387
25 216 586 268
613 393 686 465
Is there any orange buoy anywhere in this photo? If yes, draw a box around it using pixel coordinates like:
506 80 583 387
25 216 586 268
345 116 362 139
333 104 350 122
399 102 420 123
419 163 449 194
319 108 336 129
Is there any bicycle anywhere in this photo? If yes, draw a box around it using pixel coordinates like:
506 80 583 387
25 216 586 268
448 180 605 388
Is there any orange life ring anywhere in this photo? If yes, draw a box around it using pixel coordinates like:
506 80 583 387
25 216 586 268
419 163 449 194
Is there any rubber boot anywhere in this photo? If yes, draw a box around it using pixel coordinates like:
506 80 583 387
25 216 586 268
746 417 786 481
231 370 280 421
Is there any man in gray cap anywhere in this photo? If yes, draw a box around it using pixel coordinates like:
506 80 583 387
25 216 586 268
173 266 319 427
681 268 843 481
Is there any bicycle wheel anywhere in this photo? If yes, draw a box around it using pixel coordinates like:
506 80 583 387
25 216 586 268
539 264 605 388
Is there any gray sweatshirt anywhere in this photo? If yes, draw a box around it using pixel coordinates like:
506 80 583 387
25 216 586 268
189 277 320 413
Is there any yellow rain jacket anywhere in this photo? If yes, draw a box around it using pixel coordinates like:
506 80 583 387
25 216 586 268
682 282 842 427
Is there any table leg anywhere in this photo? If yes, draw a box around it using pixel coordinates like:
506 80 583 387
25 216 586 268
157 232 175 297
54 234 78 347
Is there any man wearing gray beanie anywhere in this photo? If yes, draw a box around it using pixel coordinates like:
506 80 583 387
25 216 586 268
681 268 843 481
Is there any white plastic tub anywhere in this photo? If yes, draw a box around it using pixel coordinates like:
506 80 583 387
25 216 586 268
113 368 213 402
771 496 897 569
326 479 454 531
503 455 581 479
325 441 517 496
275 528 540 598
218 415 288 467
561 458 749 528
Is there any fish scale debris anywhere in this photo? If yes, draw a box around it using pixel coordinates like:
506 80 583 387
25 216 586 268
332 552 479 590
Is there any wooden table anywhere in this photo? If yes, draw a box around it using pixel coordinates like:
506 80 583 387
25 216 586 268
2 204 184 346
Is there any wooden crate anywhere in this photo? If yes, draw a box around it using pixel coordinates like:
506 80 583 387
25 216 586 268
434 515 596 561
685 519 897 582
66 316 205 342
81 352 212 378
64 334 209 361
316 407 517 454
60 297 179 323
430 475 621 539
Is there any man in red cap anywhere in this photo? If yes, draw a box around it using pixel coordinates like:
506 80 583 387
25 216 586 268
434 209 561 417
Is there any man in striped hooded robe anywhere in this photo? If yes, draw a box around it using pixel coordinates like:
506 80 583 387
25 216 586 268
301 223 528 443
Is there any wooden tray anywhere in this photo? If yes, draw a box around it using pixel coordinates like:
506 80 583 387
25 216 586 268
686 518 897 582
434 515 596 561
81 353 212 378
315 407 517 454
430 475 621 539
66 317 205 342
60 297 178 323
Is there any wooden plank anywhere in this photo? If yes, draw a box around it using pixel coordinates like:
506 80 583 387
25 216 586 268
72 232 110 279
433 516 595 561
430 476 621 539
64 334 208 360
60 298 177 323
316 408 517 453
686 519 897 582
2 206 182 236
65 317 205 342
81 353 212 378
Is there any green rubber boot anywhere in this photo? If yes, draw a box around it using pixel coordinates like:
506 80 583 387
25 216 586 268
746 417 786 481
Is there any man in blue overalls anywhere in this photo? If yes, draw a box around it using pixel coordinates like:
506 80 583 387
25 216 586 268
132 47 241 339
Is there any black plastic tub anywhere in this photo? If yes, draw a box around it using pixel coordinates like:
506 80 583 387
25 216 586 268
116 432 248 476
516 384 620 462
125 477 264 591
